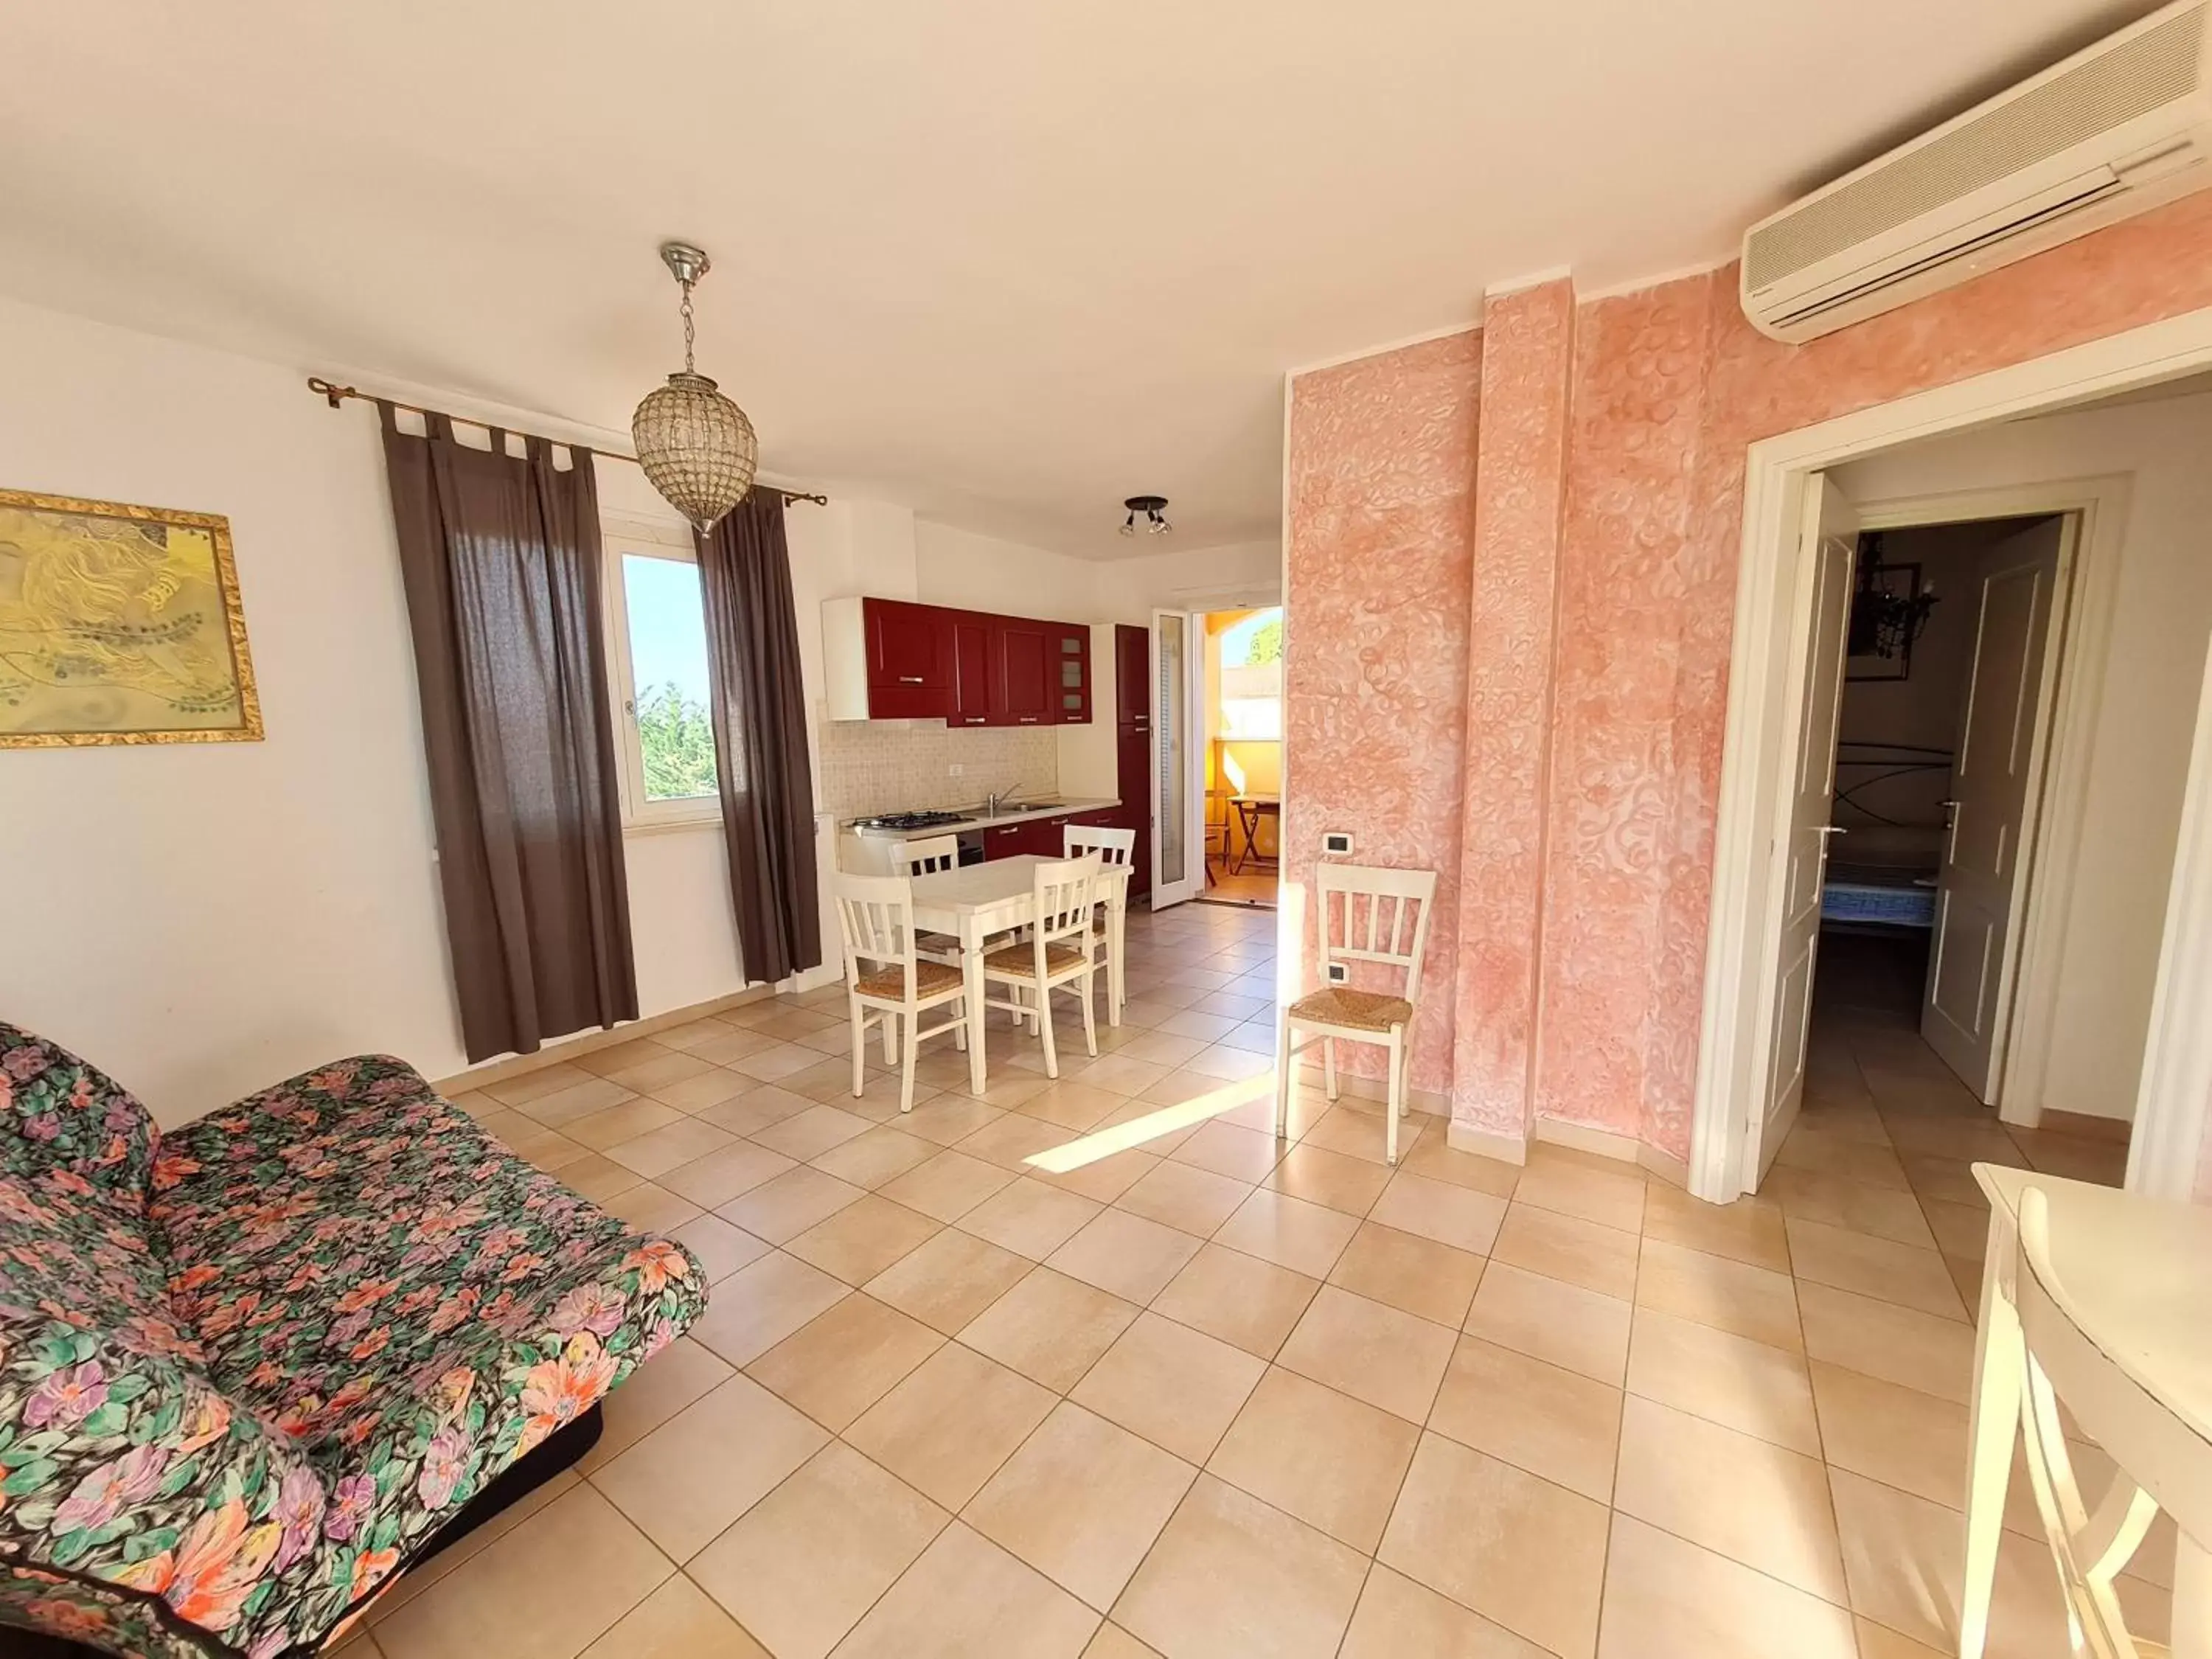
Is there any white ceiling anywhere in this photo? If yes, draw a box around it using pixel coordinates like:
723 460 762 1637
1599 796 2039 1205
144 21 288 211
0 1 2162 557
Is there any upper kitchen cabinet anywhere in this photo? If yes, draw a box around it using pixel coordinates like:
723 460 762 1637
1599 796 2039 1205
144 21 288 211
949 613 994 727
992 617 1055 727
1054 624 1093 724
824 596 1093 725
824 597 952 720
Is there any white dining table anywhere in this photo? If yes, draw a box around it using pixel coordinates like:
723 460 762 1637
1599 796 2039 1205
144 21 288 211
1963 1164 2212 1658
908 854 1130 1096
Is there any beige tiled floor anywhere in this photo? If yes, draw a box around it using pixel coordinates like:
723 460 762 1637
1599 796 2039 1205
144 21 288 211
348 908 2160 1659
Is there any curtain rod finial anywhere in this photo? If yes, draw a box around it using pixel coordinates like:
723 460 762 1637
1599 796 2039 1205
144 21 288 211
307 376 356 409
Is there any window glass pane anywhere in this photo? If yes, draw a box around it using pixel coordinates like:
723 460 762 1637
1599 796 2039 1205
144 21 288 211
621 553 718 801
1219 608 1282 740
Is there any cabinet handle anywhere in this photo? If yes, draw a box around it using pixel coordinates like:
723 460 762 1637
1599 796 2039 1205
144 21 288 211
899 675 925 684
1018 716 1039 723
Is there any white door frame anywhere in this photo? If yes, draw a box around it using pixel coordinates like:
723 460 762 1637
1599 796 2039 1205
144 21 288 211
1690 306 2212 1203
1852 486 2121 1129
1149 608 1207 909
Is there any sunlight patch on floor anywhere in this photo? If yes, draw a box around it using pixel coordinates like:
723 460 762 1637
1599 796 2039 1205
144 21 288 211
1022 1073 1276 1172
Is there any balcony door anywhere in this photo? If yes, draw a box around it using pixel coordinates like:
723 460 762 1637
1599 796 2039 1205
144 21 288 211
1151 609 1206 908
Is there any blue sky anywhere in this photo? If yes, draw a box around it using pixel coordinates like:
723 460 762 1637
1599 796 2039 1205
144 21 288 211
622 554 713 703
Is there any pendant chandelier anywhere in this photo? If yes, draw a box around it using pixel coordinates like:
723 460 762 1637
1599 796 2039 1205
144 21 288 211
631 242 758 534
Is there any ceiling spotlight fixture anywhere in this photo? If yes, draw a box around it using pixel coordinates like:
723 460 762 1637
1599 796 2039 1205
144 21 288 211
631 241 759 535
1121 495 1172 538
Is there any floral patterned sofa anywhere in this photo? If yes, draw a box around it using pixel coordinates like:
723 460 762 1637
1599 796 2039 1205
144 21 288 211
0 1023 706 1659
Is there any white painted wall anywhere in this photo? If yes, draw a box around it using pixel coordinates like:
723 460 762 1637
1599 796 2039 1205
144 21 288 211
1835 389 2212 1124
0 294 465 1122
0 289 1282 1121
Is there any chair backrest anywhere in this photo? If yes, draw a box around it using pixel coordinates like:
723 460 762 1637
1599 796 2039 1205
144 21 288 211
2008 1186 2197 1659
1312 863 1439 1003
1032 853 1102 950
832 873 919 992
893 834 960 877
1064 824 1135 866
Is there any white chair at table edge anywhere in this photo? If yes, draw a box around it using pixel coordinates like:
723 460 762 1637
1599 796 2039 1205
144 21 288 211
981 852 1104 1079
1270 861 1438 1166
891 834 967 986
1064 824 1135 1018
832 872 970 1113
1962 1183 2206 1659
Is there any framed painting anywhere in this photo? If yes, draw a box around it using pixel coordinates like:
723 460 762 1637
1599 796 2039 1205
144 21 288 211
0 489 262 747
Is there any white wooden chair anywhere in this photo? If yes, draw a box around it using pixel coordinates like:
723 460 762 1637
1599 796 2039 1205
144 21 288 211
833 872 971 1113
1961 1183 2203 1659
1270 862 1438 1164
981 852 1103 1079
1065 825 1135 1018
891 835 965 970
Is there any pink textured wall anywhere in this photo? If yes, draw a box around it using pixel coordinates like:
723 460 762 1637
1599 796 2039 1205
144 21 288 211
1284 331 1481 1095
1450 281 1576 1138
1286 188 2212 1160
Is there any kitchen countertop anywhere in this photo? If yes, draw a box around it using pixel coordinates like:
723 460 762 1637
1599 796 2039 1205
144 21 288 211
845 796 1121 839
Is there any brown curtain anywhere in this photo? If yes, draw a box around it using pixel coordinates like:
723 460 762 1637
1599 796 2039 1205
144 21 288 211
380 404 639 1061
696 493 822 984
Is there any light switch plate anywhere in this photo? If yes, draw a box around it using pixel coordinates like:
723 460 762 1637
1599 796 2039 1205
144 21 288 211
1326 961 1349 984
1323 831 1353 855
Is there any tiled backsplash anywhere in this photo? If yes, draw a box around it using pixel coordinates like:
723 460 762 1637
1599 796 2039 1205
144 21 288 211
816 720 1059 820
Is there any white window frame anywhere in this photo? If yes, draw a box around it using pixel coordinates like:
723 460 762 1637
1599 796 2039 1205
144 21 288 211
602 515 723 831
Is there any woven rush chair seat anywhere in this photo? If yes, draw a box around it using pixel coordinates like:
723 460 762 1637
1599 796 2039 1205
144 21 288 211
1287 986 1413 1032
854 959 965 999
983 942 1088 978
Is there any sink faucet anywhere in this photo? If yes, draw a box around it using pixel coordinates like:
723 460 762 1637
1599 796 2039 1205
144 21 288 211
984 788 1018 815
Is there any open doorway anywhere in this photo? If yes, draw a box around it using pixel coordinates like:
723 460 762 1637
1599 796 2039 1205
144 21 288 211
1699 358 2212 1207
1794 512 2135 1189
1200 606 1281 908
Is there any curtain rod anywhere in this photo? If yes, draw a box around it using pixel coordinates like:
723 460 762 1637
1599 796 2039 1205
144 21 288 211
305 376 830 507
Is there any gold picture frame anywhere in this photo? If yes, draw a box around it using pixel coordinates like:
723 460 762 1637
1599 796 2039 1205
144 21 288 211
0 488 262 748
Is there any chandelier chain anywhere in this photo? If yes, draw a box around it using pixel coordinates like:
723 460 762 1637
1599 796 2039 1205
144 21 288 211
679 280 696 376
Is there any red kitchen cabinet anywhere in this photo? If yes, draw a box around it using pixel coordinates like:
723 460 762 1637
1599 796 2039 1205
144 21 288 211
993 618 1056 727
1115 623 1150 728
824 598 1097 726
980 822 1026 860
949 613 994 728
1116 720 1151 901
1052 625 1093 723
866 599 949 689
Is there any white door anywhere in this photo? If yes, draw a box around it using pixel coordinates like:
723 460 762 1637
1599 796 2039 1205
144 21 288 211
1921 518 2067 1099
1150 609 1206 909
1755 476 1859 1180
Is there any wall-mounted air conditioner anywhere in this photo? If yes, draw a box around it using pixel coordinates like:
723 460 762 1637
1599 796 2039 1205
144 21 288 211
1742 0 2212 343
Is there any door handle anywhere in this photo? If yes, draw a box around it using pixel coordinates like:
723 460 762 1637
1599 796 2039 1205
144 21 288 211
1816 826 1848 838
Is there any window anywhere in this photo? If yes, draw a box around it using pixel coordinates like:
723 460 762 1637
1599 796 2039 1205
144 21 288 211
605 540 720 826
1218 607 1282 740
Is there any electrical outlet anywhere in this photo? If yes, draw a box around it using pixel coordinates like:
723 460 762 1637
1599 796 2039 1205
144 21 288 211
948 763 964 777
1323 830 1353 855
1326 961 1349 984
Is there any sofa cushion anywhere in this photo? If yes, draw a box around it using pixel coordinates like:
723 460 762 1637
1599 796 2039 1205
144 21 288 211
0 1047 703 1659
0 1024 160 1213
150 1055 701 1461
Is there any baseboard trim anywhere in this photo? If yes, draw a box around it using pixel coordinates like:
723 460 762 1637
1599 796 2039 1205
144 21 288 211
431 984 779 1095
1447 1121 1528 1166
1533 1117 1641 1164
1293 1062 1448 1119
2033 1107 2133 1145
1525 1116 1690 1189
